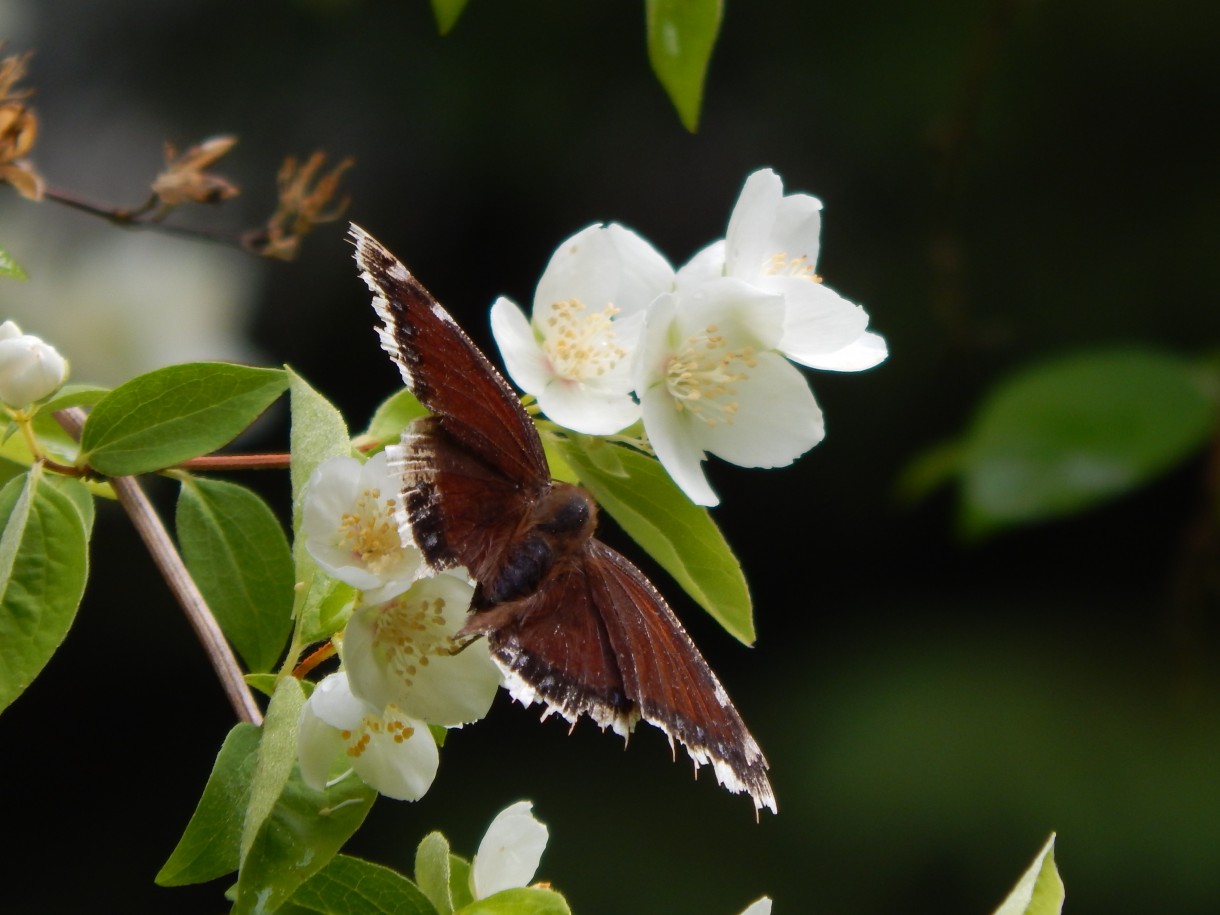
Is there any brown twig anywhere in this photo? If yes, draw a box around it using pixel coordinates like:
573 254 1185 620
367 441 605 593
41 185 249 250
175 452 293 471
54 407 264 726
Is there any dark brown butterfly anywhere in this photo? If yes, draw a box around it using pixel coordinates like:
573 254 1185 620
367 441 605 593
351 224 775 813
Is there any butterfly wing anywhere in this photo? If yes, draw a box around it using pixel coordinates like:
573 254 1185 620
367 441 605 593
585 540 775 814
467 540 775 814
351 224 550 575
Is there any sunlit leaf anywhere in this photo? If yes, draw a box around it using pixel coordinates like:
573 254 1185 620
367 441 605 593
156 722 262 886
235 753 377 913
556 436 753 644
448 855 474 911
645 0 723 131
80 363 288 476
993 833 1064 915
289 368 353 518
241 677 307 862
177 477 295 672
415 832 454 915
430 0 470 35
961 350 1216 535
356 387 427 451
0 242 27 280
0 468 89 713
290 855 437 914
288 368 354 640
457 887 571 915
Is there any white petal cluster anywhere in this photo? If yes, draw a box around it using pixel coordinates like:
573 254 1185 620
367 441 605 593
298 456 502 801
491 169 886 506
0 320 69 409
301 452 423 604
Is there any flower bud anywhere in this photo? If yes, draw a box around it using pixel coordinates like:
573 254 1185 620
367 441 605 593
0 321 68 407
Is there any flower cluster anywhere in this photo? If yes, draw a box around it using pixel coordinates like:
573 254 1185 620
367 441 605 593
297 453 501 801
492 168 885 506
0 320 68 409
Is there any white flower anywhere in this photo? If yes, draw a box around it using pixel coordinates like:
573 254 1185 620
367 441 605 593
491 223 674 434
470 800 549 900
739 898 773 915
297 671 439 801
679 168 887 372
342 572 501 727
635 278 824 506
302 452 423 604
0 320 69 408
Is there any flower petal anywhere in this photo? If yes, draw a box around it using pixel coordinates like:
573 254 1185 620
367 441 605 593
641 384 719 507
307 671 368 730
297 695 347 791
490 296 553 395
771 189 823 267
534 223 673 318
773 280 870 359
795 330 888 372
349 708 439 802
697 352 824 468
535 378 641 435
675 239 727 290
471 801 549 899
725 168 783 277
739 897 774 915
302 453 423 602
344 574 501 726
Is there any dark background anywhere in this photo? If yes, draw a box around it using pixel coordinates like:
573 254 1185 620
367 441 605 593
2 0 1219 912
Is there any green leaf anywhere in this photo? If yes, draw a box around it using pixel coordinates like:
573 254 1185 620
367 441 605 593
556 436 754 644
0 468 89 713
457 887 571 915
157 722 262 886
80 363 288 476
357 387 427 450
43 473 95 539
32 384 111 463
0 242 27 280
448 856 474 911
241 677 308 862
302 577 358 645
645 0 723 132
291 855 437 914
235 756 377 913
960 350 1217 535
288 369 354 640
288 368 353 523
993 834 1064 915
429 0 469 35
895 438 963 505
177 477 295 672
415 832 454 915
245 672 280 698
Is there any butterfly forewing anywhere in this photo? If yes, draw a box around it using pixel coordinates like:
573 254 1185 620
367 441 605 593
352 223 549 489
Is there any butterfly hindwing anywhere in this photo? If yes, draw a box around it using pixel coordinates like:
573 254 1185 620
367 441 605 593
585 541 775 813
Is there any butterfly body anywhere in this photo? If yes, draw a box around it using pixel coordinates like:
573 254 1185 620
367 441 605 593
352 224 776 813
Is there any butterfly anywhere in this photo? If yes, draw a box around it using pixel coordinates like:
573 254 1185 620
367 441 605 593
351 224 775 814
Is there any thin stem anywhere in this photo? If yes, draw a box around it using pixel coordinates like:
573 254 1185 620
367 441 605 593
175 452 292 471
54 408 263 725
42 185 250 251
